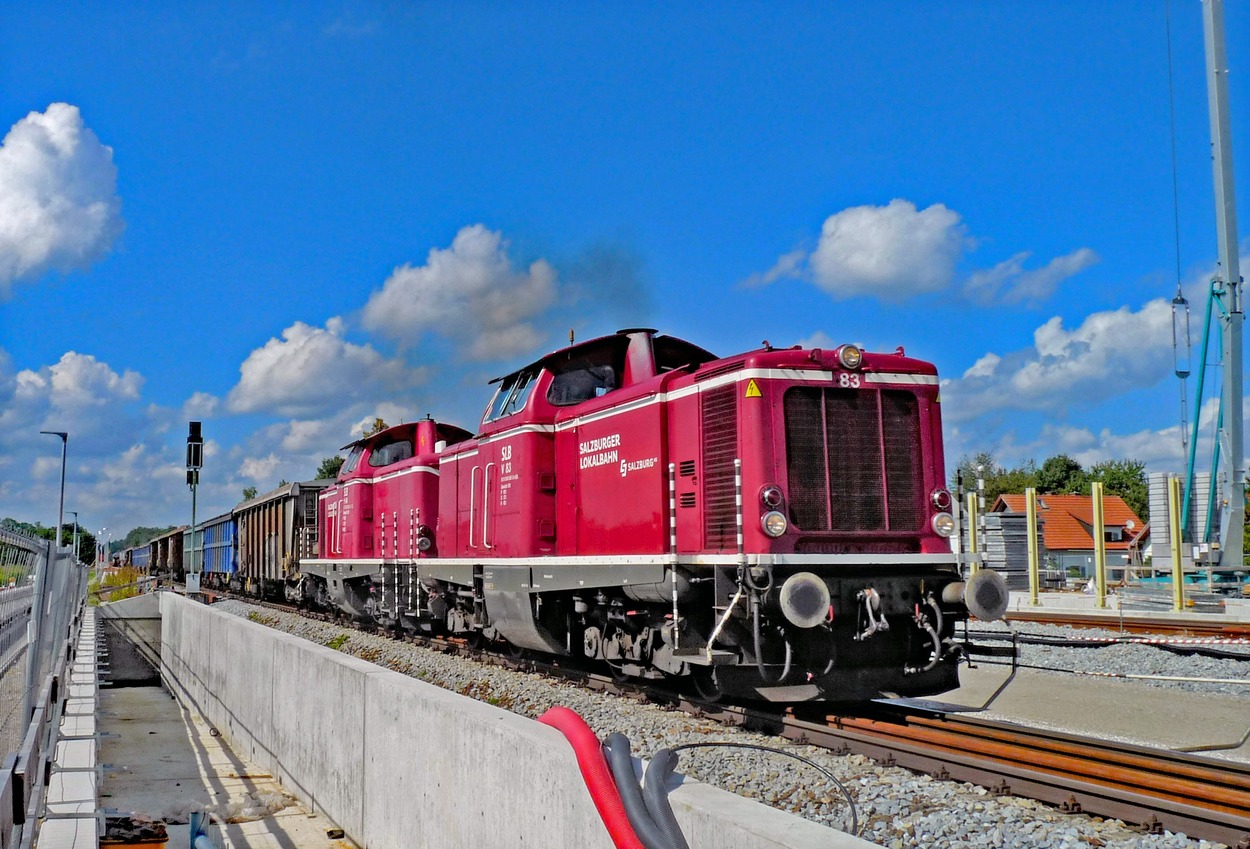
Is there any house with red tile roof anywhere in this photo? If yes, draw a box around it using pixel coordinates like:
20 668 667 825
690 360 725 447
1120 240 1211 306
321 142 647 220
992 493 1145 579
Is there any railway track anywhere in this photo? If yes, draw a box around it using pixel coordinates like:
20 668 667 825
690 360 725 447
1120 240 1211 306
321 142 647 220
1005 607 1250 638
205 589 1250 847
784 707 1250 848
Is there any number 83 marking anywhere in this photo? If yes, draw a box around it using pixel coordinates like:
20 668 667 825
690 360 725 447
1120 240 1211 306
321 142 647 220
838 373 861 388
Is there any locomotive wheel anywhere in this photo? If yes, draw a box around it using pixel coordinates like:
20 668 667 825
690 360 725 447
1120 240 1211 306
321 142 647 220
691 667 723 703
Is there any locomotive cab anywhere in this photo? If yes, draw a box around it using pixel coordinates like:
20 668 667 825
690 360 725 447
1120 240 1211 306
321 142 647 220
303 418 470 623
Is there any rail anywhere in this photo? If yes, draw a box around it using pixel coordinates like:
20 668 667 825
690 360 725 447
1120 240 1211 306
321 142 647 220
0 530 90 849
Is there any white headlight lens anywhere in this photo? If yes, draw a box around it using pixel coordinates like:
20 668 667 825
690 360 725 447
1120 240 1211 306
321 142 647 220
932 512 956 537
838 345 863 369
762 511 788 537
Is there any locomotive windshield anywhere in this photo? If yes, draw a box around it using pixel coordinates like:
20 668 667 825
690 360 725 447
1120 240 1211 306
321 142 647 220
485 369 538 422
341 445 364 476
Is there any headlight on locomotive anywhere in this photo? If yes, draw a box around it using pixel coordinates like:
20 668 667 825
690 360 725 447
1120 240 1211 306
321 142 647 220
837 344 863 369
931 512 956 537
931 487 953 511
762 511 788 538
416 524 434 551
760 485 784 508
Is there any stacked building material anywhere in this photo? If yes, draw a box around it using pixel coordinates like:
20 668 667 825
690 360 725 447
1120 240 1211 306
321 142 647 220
964 510 1046 590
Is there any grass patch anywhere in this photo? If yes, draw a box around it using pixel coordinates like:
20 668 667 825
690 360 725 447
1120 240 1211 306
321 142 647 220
325 633 349 651
95 566 144 603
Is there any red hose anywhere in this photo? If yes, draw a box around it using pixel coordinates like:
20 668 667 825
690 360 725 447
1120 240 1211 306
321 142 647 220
537 706 645 849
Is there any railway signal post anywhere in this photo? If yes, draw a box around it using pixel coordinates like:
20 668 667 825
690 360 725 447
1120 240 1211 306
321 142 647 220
187 421 203 592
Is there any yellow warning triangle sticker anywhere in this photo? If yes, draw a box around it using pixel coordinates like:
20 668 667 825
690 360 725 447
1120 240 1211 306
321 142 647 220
745 379 762 398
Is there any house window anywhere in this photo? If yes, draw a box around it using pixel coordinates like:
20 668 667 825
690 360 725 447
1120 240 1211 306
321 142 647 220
1105 526 1123 542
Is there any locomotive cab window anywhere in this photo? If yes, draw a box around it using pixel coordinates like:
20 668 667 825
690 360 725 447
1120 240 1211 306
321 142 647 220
367 439 414 468
341 445 364 475
547 363 618 406
485 369 538 422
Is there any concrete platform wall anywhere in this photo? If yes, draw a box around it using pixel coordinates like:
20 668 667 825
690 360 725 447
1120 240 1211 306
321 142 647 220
98 593 162 685
159 593 869 849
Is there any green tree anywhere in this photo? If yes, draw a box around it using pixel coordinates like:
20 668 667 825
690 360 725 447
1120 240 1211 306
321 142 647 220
950 453 1038 506
364 417 388 436
120 526 175 549
316 456 345 479
1037 454 1087 494
242 486 258 501
0 518 51 540
1087 458 1148 523
76 529 96 566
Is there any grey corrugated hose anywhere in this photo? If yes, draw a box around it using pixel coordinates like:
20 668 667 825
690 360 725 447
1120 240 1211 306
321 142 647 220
641 749 690 849
603 733 686 849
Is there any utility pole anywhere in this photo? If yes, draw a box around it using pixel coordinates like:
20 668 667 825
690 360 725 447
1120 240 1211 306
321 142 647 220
1203 0 1244 569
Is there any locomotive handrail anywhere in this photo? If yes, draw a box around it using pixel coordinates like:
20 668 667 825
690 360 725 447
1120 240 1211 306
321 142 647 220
483 463 495 550
469 466 479 549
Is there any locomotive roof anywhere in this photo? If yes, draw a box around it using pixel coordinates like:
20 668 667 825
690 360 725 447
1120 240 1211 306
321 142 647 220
489 329 718 384
338 419 473 451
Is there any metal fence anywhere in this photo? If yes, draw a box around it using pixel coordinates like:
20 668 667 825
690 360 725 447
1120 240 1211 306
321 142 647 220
0 531 89 849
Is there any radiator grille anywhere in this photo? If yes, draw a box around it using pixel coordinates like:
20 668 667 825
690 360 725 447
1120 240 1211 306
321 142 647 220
701 385 739 548
784 387 923 532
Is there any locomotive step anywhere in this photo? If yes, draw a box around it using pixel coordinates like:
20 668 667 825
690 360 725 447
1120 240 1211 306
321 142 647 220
673 648 738 666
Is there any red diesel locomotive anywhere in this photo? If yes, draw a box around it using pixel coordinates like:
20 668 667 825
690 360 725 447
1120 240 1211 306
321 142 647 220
301 329 1007 701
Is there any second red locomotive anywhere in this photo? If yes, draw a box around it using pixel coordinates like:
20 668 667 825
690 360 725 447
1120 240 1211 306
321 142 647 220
301 329 1007 701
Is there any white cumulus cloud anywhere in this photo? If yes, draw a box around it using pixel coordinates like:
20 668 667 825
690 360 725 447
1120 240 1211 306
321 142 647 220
942 298 1173 423
749 199 1097 307
226 317 424 418
0 351 144 443
963 247 1099 305
0 103 124 293
808 199 966 301
361 224 557 361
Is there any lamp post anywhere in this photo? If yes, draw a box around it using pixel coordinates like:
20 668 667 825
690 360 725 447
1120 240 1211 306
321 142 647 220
40 432 67 554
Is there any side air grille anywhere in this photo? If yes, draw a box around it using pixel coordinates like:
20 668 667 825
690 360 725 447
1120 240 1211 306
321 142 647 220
783 387 923 532
678 460 697 477
680 493 697 509
701 385 738 548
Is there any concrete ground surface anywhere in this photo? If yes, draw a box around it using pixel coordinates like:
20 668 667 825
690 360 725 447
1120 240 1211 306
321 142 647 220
921 662 1250 761
99 686 358 849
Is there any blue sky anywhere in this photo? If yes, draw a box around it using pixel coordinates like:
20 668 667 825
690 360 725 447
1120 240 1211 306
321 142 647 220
1 2 1247 540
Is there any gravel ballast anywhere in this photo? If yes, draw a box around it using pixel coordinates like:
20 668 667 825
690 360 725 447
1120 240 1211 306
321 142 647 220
211 600 1244 849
